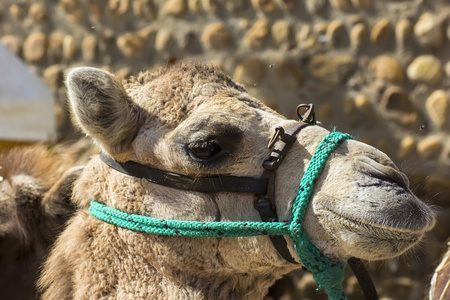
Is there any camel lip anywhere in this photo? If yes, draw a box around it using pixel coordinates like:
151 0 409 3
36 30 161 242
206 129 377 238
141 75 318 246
317 207 427 240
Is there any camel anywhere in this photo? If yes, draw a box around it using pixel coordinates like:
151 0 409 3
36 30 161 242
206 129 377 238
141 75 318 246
39 63 435 299
429 239 450 300
0 145 83 299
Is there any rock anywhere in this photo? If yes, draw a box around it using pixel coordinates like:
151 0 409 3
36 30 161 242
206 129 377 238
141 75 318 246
278 0 296 10
43 64 64 91
354 93 371 114
188 0 202 12
414 12 443 49
86 1 102 22
115 67 133 80
251 0 277 14
397 136 416 159
417 135 443 159
58 0 83 23
309 54 356 85
155 29 173 52
9 4 22 19
326 20 349 48
271 21 292 46
201 22 232 50
244 19 269 49
380 278 417 300
305 0 326 14
351 0 371 8
370 18 392 46
23 32 47 63
133 0 157 20
28 3 47 22
1 35 22 56
274 61 304 89
117 32 145 58
223 0 248 14
424 176 450 206
350 23 367 50
62 34 77 61
406 55 443 86
47 32 64 63
233 57 266 86
329 0 352 11
108 0 130 16
381 86 418 125
345 276 364 298
81 35 97 62
426 90 448 128
369 56 404 83
162 0 187 16
395 19 412 49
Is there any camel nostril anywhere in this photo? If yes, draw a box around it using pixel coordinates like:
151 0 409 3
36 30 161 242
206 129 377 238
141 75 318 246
358 157 410 190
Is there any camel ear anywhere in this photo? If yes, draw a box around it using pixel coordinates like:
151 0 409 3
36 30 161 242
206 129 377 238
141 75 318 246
66 67 143 155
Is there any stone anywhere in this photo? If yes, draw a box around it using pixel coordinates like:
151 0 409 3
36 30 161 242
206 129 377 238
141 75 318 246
224 0 248 14
81 35 97 62
329 0 352 11
28 3 47 22
271 21 292 46
9 4 22 19
369 56 404 83
406 55 443 86
417 135 443 159
47 32 64 63
108 0 130 16
309 54 356 85
23 32 47 63
233 57 266 86
425 90 448 128
350 23 367 50
58 0 83 23
370 18 392 46
351 0 371 8
201 22 232 50
133 0 157 20
278 0 296 10
274 61 304 89
202 0 220 15
326 20 349 48
251 0 277 14
397 136 415 159
380 278 417 300
381 86 418 125
62 35 77 61
354 93 371 114
86 1 102 22
155 29 173 52
115 67 133 80
43 65 64 91
188 0 202 12
244 19 269 49
424 176 450 206
414 12 443 49
395 19 412 49
117 33 145 58
305 0 326 15
162 0 186 16
0 35 22 56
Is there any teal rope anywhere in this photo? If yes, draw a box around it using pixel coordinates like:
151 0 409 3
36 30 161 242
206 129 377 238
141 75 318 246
89 131 353 300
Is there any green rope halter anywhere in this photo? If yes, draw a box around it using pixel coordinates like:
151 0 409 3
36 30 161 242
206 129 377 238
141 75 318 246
89 131 353 300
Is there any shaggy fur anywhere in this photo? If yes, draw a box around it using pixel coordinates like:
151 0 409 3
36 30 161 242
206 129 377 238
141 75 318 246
0 145 82 299
40 62 435 299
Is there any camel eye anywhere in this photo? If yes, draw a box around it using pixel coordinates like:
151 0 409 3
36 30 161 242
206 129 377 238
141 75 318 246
187 140 222 161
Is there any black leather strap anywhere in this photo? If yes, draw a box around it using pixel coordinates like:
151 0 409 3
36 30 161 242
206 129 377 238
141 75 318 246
100 153 267 193
348 257 379 300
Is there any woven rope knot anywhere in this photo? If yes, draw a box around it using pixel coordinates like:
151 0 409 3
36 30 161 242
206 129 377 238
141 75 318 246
313 261 346 295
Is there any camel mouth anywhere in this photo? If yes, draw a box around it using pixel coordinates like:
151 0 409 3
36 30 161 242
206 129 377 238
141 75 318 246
318 208 425 243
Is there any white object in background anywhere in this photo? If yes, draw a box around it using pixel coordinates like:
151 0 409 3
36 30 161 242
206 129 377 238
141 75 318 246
0 43 56 142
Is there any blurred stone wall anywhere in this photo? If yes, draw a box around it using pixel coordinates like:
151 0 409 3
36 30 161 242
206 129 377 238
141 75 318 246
1 0 450 298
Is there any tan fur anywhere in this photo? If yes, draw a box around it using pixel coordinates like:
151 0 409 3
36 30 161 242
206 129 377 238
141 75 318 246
40 62 435 299
0 145 82 299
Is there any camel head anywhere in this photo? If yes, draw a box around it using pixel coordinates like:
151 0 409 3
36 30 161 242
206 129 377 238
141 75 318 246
0 146 82 298
66 63 434 282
